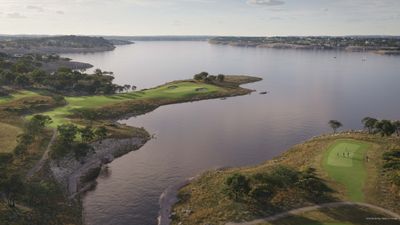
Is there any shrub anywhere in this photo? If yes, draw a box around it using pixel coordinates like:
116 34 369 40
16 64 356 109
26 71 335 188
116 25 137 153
226 173 250 200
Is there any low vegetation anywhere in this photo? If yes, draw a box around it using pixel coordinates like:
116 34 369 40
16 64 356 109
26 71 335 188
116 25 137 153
258 205 400 225
171 131 400 225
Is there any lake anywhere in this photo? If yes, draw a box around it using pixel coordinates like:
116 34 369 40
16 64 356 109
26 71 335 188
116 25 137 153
63 41 400 225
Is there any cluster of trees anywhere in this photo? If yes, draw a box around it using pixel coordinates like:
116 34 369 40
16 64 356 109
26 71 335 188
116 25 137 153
51 124 107 160
0 54 136 95
362 117 400 137
225 166 331 204
193 72 225 83
328 117 400 137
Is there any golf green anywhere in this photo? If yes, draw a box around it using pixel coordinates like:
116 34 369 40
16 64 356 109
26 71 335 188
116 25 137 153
323 139 370 202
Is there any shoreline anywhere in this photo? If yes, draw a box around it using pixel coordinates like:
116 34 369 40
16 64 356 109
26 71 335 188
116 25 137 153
166 131 400 225
158 177 196 225
209 41 400 56
50 136 150 197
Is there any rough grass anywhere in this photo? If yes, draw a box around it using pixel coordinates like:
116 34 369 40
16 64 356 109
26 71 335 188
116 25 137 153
322 140 370 202
172 133 400 225
0 90 40 104
0 122 23 153
258 205 400 225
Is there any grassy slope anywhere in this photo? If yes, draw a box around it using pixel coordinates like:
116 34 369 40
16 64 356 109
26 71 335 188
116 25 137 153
258 205 400 225
0 90 39 104
34 80 247 126
322 140 370 202
0 122 22 153
172 133 400 225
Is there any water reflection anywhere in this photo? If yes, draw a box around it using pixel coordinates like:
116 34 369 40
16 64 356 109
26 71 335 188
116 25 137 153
64 42 400 225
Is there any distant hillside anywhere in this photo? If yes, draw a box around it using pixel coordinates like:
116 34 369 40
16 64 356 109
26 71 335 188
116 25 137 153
0 35 117 54
209 36 400 55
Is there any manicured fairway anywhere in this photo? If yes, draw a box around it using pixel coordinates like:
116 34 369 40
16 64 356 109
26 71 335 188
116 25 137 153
29 81 223 126
323 140 370 201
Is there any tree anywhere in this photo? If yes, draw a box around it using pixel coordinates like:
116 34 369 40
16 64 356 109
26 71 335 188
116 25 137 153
362 117 378 134
94 126 108 142
393 121 400 137
52 124 78 158
123 84 131 92
57 124 78 143
328 120 342 133
131 85 137 91
2 174 25 207
94 68 103 76
217 74 225 82
226 173 250 200
194 72 209 80
73 143 94 160
249 184 274 202
26 114 52 134
296 168 332 197
79 126 95 143
30 69 47 84
15 74 30 87
375 120 396 137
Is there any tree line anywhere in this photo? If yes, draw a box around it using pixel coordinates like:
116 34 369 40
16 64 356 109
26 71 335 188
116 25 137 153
0 54 136 95
328 117 400 137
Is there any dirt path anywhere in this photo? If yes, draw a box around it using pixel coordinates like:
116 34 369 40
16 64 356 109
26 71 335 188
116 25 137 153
225 202 400 225
26 129 57 179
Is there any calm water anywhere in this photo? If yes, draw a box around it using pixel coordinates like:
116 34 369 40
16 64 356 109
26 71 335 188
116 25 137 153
63 42 400 225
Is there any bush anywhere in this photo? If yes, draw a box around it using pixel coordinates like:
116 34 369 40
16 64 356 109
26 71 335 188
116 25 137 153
0 153 13 164
226 173 250 200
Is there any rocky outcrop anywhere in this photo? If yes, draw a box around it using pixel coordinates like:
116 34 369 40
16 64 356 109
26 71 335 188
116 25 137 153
50 137 148 196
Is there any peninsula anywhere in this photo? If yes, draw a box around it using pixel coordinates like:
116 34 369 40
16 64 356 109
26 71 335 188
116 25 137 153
0 50 261 224
169 131 400 225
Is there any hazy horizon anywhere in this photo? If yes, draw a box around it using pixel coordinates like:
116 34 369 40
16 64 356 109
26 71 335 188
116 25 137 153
0 0 399 36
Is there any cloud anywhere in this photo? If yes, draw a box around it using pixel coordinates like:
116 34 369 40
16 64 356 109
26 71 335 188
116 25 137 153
247 0 285 6
56 10 65 15
7 12 26 19
27 5 44 12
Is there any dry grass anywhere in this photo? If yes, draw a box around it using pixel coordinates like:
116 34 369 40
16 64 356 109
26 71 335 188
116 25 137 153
172 133 400 225
0 122 22 153
258 205 400 225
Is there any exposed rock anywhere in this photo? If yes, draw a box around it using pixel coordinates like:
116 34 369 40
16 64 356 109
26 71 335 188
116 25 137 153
50 137 148 196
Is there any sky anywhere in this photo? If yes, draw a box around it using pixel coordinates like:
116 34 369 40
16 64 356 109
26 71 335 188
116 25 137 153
0 0 399 36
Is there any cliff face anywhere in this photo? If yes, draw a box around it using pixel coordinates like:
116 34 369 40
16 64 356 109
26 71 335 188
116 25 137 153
50 137 149 196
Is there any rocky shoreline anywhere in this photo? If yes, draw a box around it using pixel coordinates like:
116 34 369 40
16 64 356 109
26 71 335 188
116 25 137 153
158 177 196 225
50 137 149 197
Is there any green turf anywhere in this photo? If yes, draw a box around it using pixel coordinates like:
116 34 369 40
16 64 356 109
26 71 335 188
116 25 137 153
28 82 222 127
0 90 40 104
322 140 370 202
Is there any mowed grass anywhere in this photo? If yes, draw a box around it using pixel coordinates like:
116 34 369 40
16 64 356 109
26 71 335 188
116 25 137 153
258 205 400 225
322 140 370 202
0 122 23 153
0 90 40 104
32 81 222 127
